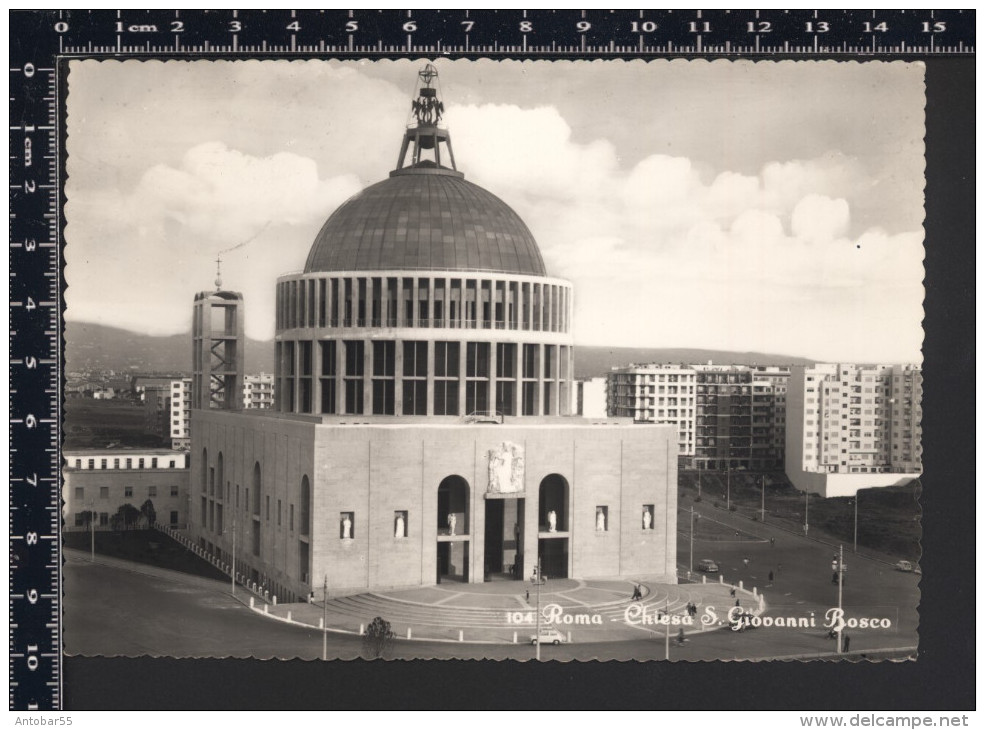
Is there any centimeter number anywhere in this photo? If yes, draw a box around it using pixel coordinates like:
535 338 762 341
46 9 973 55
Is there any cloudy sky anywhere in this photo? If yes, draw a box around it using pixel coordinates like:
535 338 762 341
65 59 924 362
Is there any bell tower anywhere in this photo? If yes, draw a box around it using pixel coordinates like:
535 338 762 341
395 63 457 171
192 257 245 410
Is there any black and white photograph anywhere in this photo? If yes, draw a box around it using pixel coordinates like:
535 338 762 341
59 57 928 666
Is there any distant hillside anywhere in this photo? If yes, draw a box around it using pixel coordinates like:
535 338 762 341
65 321 276 375
573 346 814 379
65 321 811 379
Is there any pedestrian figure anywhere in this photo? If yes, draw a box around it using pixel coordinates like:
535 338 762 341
742 558 750 567
729 587 736 598
768 570 774 586
677 627 686 645
735 598 740 607
525 590 529 602
843 634 850 652
770 537 775 547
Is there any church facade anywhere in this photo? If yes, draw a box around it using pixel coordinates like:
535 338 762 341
187 66 678 602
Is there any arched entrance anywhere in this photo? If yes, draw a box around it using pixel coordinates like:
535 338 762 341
437 476 469 583
538 474 570 579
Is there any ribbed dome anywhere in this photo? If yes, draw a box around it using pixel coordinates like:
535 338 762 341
304 167 547 276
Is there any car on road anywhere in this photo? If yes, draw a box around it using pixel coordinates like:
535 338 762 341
697 559 719 573
895 560 922 574
530 626 566 645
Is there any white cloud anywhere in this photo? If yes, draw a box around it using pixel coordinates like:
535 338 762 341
64 61 924 362
66 144 361 337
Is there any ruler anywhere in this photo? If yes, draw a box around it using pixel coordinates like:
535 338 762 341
23 9 979 57
8 57 62 711
6 7 975 712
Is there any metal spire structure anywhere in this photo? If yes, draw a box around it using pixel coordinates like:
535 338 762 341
395 63 457 171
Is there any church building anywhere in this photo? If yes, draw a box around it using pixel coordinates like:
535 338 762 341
188 66 678 602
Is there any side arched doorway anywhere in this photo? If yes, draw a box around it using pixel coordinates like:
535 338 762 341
436 476 469 583
538 474 570 579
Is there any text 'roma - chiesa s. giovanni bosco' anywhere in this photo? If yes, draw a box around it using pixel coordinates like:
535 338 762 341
188 66 677 602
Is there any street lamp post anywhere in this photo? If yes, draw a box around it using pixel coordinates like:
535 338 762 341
726 463 731 511
760 475 766 523
231 518 236 595
853 496 859 554
689 507 694 575
664 595 670 660
532 557 545 661
836 544 845 654
322 574 328 661
87 499 95 562
804 491 810 536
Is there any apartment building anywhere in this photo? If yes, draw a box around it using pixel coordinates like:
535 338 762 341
785 363 922 497
607 364 697 461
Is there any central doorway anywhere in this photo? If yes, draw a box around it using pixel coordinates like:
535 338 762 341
484 497 524 581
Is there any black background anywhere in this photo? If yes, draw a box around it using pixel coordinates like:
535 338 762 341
8 10 975 711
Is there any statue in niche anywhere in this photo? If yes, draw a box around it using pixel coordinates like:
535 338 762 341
341 514 352 539
548 510 557 533
643 508 652 531
596 509 606 532
395 514 405 539
447 513 457 536
487 442 524 494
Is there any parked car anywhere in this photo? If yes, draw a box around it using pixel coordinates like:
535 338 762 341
895 560 921 574
697 559 719 573
530 626 566 645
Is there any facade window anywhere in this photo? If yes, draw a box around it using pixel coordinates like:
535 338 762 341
403 341 428 415
466 342 490 414
151 458 158 469
125 458 132 469
124 486 134 498
113 458 120 468
100 487 109 499
319 341 337 413
148 486 157 497
433 341 460 416
171 485 179 497
170 511 179 525
88 459 94 469
277 499 282 527
290 503 295 532
100 459 107 469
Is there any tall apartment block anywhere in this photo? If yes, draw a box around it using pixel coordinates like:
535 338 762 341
692 364 789 472
607 365 697 462
243 373 275 409
608 364 790 471
169 378 192 449
785 363 923 497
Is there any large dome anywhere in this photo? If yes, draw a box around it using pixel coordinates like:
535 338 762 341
304 167 547 276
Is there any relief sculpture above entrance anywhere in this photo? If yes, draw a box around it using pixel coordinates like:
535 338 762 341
487 442 525 494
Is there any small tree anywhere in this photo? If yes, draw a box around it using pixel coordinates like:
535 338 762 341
140 499 157 528
363 616 395 659
113 503 142 531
